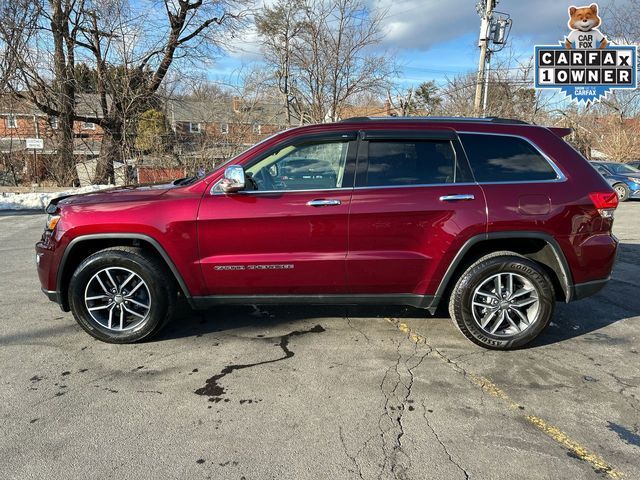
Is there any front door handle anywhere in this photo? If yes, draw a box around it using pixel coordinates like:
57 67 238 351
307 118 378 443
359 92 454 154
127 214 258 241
439 194 475 202
306 199 342 207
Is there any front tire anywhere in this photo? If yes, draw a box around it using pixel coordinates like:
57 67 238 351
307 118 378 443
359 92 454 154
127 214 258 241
68 247 176 343
448 252 554 350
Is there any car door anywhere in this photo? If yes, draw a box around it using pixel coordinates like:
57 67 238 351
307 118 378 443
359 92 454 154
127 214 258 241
197 132 357 295
346 130 487 296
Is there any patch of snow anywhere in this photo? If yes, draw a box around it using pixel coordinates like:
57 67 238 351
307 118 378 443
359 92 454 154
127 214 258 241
0 185 113 211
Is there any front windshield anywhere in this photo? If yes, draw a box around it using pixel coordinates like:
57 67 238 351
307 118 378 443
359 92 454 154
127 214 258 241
607 163 640 175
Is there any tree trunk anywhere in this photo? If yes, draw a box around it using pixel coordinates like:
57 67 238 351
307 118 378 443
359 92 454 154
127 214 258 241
57 108 76 185
51 0 78 186
93 120 122 184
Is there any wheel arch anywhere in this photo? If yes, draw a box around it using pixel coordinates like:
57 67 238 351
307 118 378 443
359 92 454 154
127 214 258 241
430 232 574 313
57 233 191 311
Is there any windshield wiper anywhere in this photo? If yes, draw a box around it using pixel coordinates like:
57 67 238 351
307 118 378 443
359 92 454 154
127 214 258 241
173 176 197 186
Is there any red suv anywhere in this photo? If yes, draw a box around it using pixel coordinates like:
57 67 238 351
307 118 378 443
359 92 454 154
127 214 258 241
35 117 619 349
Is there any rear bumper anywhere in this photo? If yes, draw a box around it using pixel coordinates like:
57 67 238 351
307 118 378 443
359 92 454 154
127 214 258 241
570 277 610 301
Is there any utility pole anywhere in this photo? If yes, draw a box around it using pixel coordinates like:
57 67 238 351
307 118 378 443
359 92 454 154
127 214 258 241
474 0 494 116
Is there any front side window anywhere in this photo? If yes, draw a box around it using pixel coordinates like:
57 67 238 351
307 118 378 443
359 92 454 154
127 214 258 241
593 164 610 176
459 133 559 183
7 115 17 128
245 141 349 191
190 122 201 133
82 121 96 130
365 140 457 187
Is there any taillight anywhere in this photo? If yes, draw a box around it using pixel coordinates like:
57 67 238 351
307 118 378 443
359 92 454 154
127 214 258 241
589 191 618 218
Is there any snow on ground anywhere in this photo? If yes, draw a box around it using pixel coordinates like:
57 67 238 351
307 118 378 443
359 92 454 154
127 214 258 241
0 185 113 211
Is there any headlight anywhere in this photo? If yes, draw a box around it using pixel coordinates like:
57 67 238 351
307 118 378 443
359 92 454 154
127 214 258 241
46 214 60 231
629 177 640 185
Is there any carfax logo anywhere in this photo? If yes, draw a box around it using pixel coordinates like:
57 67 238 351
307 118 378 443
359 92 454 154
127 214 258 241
534 3 637 103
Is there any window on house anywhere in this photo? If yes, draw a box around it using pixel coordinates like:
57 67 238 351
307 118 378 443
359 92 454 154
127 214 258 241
7 115 17 129
220 123 229 134
190 122 201 133
252 123 261 135
82 121 96 130
50 117 58 129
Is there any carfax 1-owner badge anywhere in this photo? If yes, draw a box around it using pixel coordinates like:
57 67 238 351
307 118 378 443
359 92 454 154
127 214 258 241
535 3 637 103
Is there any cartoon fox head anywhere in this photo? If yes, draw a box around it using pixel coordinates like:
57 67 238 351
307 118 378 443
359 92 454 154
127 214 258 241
568 4 602 32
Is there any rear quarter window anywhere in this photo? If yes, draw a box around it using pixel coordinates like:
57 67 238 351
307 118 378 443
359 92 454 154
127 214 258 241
459 133 559 182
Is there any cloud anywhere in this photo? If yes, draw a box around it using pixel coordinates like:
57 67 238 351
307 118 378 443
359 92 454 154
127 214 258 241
373 0 630 50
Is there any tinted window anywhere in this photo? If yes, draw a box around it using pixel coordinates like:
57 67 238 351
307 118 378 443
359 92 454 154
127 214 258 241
459 134 558 182
365 140 456 187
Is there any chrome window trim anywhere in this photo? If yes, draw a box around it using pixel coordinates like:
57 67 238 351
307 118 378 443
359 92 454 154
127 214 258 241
457 131 567 184
211 186 353 196
351 182 477 191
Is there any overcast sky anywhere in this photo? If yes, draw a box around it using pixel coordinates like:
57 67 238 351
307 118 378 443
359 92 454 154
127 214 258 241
212 0 633 87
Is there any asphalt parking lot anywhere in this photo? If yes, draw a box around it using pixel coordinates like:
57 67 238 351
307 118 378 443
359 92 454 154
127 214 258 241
1 204 639 480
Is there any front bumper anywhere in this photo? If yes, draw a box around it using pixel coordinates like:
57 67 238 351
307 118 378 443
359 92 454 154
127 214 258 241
41 288 61 303
36 232 69 311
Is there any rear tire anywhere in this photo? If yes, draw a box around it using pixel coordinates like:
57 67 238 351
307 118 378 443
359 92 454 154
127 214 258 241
448 252 554 350
68 247 176 343
614 183 630 202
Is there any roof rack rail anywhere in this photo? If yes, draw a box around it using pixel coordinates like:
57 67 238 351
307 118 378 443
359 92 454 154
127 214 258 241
339 116 529 125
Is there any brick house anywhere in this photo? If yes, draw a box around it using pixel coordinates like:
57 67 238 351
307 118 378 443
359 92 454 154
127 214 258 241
0 94 105 182
166 96 289 166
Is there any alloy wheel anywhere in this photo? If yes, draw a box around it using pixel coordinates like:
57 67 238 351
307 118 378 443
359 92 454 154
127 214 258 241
471 272 540 337
84 267 151 331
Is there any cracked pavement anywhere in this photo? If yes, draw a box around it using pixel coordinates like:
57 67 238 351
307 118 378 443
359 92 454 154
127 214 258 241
1 203 639 479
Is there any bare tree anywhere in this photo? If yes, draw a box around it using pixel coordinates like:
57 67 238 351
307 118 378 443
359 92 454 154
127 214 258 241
0 0 83 185
255 0 306 126
256 0 394 124
1 0 248 185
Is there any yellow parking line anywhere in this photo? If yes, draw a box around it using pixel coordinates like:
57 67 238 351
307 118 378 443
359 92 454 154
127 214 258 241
386 318 624 479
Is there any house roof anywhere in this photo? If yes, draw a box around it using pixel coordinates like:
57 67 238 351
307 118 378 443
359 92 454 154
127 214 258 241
166 98 291 126
0 93 108 118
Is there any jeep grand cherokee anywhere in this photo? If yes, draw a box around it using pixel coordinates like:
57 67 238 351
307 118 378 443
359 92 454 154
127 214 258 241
36 117 618 349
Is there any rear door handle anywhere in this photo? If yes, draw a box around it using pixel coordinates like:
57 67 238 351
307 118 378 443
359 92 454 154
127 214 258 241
306 199 342 207
439 194 475 202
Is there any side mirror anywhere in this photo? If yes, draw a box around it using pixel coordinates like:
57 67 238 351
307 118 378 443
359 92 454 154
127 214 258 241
221 165 246 193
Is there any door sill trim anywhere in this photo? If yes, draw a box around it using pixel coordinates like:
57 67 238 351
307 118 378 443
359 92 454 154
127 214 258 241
191 294 435 310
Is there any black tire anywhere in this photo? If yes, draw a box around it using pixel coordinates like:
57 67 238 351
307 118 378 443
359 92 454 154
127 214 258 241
448 251 555 350
68 247 176 343
613 183 630 202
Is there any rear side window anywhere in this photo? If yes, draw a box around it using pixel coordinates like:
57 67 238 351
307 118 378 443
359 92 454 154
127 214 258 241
365 140 457 187
459 133 559 182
